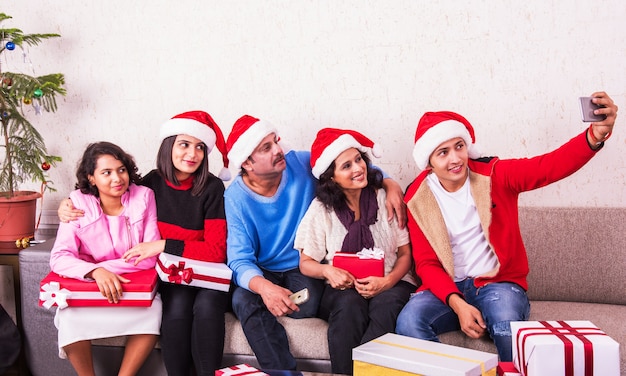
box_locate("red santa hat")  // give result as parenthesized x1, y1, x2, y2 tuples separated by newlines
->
(160, 110, 231, 180)
(310, 128, 382, 179)
(412, 111, 481, 170)
(226, 115, 279, 170)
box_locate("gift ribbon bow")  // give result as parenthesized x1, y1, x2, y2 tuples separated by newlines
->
(356, 247, 384, 260)
(163, 260, 194, 284)
(40, 282, 71, 309)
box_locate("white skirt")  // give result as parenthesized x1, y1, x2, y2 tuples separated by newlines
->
(54, 293, 162, 358)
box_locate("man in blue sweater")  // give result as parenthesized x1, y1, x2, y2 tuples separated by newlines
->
(225, 115, 406, 370)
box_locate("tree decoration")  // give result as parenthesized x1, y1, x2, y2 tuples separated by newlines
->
(0, 13, 65, 198)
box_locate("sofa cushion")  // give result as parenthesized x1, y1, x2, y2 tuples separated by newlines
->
(520, 207, 626, 305)
(224, 312, 329, 360)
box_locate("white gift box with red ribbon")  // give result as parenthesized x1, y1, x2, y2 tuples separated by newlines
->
(511, 320, 619, 376)
(156, 252, 232, 292)
(215, 363, 268, 375)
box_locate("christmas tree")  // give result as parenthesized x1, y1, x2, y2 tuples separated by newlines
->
(0, 12, 65, 198)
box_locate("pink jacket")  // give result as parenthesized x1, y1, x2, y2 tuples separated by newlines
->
(50, 184, 161, 280)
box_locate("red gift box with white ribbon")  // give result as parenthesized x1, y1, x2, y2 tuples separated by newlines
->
(332, 247, 384, 279)
(511, 320, 619, 376)
(39, 268, 158, 309)
(156, 252, 232, 292)
(215, 363, 268, 376)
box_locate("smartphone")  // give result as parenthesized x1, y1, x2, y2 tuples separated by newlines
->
(579, 97, 606, 122)
(289, 288, 309, 305)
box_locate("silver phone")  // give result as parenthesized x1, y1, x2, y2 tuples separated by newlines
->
(289, 288, 309, 305)
(579, 97, 606, 122)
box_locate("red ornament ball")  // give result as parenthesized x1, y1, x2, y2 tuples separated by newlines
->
(42, 162, 51, 171)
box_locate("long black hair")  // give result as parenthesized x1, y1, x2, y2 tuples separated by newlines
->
(75, 141, 141, 197)
(156, 135, 211, 196)
(315, 151, 383, 211)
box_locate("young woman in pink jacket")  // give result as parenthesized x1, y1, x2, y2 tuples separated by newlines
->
(50, 141, 161, 376)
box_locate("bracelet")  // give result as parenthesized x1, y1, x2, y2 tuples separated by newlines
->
(588, 124, 612, 145)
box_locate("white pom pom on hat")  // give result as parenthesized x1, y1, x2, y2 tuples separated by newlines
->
(412, 111, 482, 171)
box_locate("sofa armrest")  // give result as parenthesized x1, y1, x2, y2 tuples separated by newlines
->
(19, 240, 76, 376)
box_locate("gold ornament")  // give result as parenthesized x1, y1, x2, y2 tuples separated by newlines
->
(15, 237, 31, 249)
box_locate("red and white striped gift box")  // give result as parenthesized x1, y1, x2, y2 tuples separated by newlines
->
(39, 268, 158, 309)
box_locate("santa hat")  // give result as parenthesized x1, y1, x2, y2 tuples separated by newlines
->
(310, 128, 382, 179)
(412, 111, 481, 170)
(226, 115, 279, 170)
(160, 111, 231, 181)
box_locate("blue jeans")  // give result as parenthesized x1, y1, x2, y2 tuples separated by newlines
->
(231, 268, 324, 370)
(395, 280, 530, 361)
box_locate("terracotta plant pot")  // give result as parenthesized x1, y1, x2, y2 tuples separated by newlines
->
(0, 191, 42, 244)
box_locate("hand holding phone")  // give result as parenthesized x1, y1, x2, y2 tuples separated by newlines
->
(289, 288, 309, 305)
(579, 97, 606, 122)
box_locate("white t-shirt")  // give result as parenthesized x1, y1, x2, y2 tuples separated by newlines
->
(426, 172, 498, 281)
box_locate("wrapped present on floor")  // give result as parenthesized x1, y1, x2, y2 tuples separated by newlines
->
(353, 333, 498, 376)
(497, 362, 521, 376)
(39, 268, 158, 309)
(333, 247, 384, 279)
(511, 320, 620, 376)
(156, 252, 232, 292)
(216, 363, 268, 376)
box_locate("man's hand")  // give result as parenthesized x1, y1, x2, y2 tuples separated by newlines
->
(123, 240, 166, 265)
(588, 91, 618, 146)
(58, 198, 84, 223)
(250, 276, 299, 317)
(448, 294, 487, 339)
(382, 178, 407, 229)
(86, 267, 130, 304)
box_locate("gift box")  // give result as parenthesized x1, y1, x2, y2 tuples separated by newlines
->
(156, 252, 232, 292)
(353, 333, 498, 376)
(332, 248, 384, 279)
(216, 363, 268, 376)
(497, 362, 521, 376)
(39, 268, 158, 309)
(511, 320, 620, 376)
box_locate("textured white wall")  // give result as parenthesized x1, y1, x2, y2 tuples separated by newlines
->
(3, 1, 626, 209)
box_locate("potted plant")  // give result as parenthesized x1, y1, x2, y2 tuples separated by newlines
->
(0, 12, 65, 249)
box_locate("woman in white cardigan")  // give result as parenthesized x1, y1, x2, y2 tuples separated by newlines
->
(294, 128, 417, 375)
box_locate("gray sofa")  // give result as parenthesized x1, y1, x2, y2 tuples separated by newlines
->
(19, 207, 626, 375)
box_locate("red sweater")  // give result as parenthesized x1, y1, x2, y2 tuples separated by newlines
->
(140, 170, 227, 263)
(404, 131, 599, 304)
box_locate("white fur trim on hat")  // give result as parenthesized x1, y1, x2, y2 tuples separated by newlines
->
(160, 117, 217, 152)
(412, 120, 477, 170)
(311, 134, 373, 179)
(227, 119, 277, 169)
